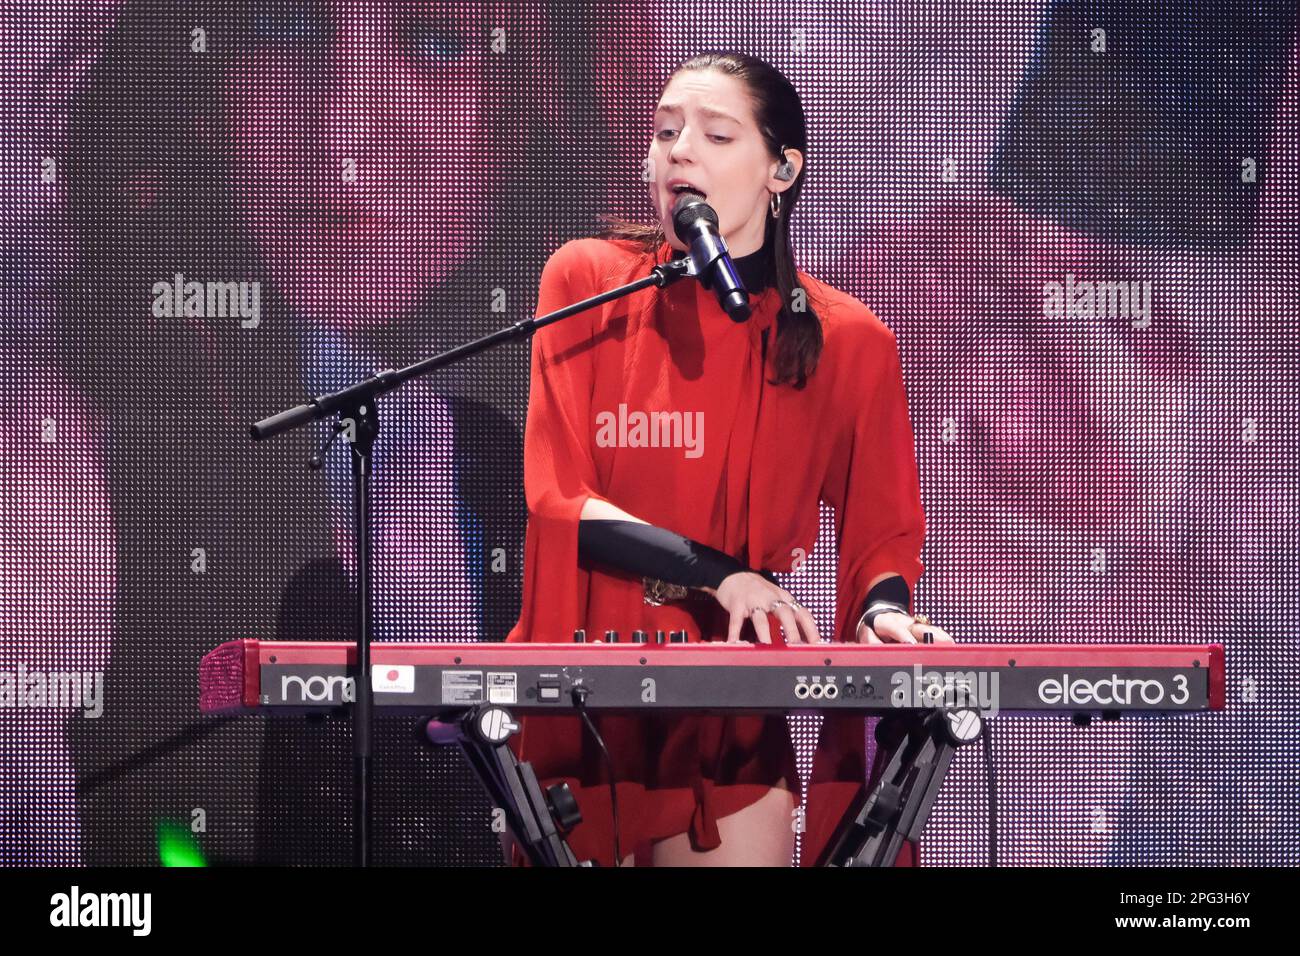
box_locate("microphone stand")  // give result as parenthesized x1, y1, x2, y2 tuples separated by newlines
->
(249, 253, 697, 867)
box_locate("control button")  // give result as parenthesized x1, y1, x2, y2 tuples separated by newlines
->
(537, 683, 562, 702)
(670, 630, 688, 643)
(655, 630, 666, 645)
(632, 630, 648, 644)
(605, 630, 620, 643)
(572, 629, 586, 643)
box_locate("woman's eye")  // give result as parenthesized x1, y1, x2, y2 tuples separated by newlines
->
(655, 130, 731, 143)
(251, 2, 331, 45)
(399, 18, 467, 62)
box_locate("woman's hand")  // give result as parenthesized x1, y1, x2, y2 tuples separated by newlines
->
(857, 611, 955, 644)
(704, 572, 822, 644)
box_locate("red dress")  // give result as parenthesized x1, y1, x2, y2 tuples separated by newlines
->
(506, 237, 926, 867)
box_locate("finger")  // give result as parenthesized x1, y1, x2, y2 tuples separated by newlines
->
(877, 619, 916, 644)
(908, 621, 939, 643)
(750, 608, 772, 644)
(856, 621, 883, 644)
(911, 623, 956, 645)
(726, 608, 744, 644)
(772, 604, 802, 644)
(793, 604, 822, 643)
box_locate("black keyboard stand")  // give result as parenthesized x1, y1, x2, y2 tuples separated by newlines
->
(427, 704, 981, 868)
(816, 708, 984, 867)
(424, 705, 588, 867)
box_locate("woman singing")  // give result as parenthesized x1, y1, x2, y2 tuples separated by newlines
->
(505, 51, 955, 867)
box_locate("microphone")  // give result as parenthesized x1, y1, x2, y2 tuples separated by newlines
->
(671, 192, 752, 322)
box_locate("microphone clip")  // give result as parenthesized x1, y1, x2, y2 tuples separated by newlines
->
(650, 256, 698, 288)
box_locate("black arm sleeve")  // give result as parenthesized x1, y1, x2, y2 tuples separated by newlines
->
(859, 574, 912, 619)
(577, 519, 751, 590)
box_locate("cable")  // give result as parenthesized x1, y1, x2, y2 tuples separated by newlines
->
(983, 717, 997, 866)
(571, 686, 622, 867)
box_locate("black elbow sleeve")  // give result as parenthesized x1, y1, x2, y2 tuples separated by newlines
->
(577, 519, 748, 590)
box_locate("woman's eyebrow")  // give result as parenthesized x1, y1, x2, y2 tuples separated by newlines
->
(655, 103, 742, 125)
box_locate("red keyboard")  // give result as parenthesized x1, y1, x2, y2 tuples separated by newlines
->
(199, 639, 1225, 716)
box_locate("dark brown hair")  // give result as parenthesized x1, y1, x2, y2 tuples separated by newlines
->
(598, 51, 823, 388)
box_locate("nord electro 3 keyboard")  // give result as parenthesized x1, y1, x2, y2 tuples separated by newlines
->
(199, 639, 1225, 716)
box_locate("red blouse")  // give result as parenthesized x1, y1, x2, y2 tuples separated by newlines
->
(505, 237, 926, 867)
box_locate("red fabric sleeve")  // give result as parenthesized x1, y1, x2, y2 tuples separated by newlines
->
(822, 321, 926, 643)
(508, 241, 608, 642)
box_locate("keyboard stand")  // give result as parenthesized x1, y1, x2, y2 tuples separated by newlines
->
(428, 703, 981, 868)
(425, 705, 587, 867)
(816, 708, 984, 867)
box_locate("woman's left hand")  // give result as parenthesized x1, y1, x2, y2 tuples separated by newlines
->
(857, 611, 955, 644)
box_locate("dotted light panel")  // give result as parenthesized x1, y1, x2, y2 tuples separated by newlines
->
(2, 0, 1296, 867)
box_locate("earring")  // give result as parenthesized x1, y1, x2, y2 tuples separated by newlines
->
(769, 191, 782, 219)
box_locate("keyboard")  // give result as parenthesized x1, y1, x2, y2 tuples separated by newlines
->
(199, 639, 1225, 717)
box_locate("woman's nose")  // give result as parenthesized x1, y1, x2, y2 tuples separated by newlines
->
(322, 18, 385, 163)
(668, 127, 699, 165)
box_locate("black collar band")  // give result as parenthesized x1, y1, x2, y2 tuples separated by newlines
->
(671, 245, 772, 293)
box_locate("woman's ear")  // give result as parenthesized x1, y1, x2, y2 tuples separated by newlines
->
(771, 148, 804, 189)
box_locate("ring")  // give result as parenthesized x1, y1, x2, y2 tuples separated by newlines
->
(914, 613, 930, 625)
(769, 600, 788, 611)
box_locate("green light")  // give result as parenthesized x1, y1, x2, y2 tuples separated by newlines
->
(156, 819, 207, 867)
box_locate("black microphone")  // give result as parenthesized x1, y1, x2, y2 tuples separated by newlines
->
(671, 192, 752, 322)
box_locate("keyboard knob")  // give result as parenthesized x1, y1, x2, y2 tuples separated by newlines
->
(670, 630, 688, 643)
(632, 630, 648, 644)
(655, 630, 666, 645)
(605, 630, 619, 644)
(573, 629, 586, 643)
(546, 783, 582, 831)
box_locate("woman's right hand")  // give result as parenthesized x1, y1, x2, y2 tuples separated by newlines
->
(704, 572, 822, 644)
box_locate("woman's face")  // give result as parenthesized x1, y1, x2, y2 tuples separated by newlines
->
(648, 68, 800, 258)
(225, 0, 498, 329)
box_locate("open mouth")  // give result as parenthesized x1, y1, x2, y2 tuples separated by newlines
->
(669, 184, 707, 200)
